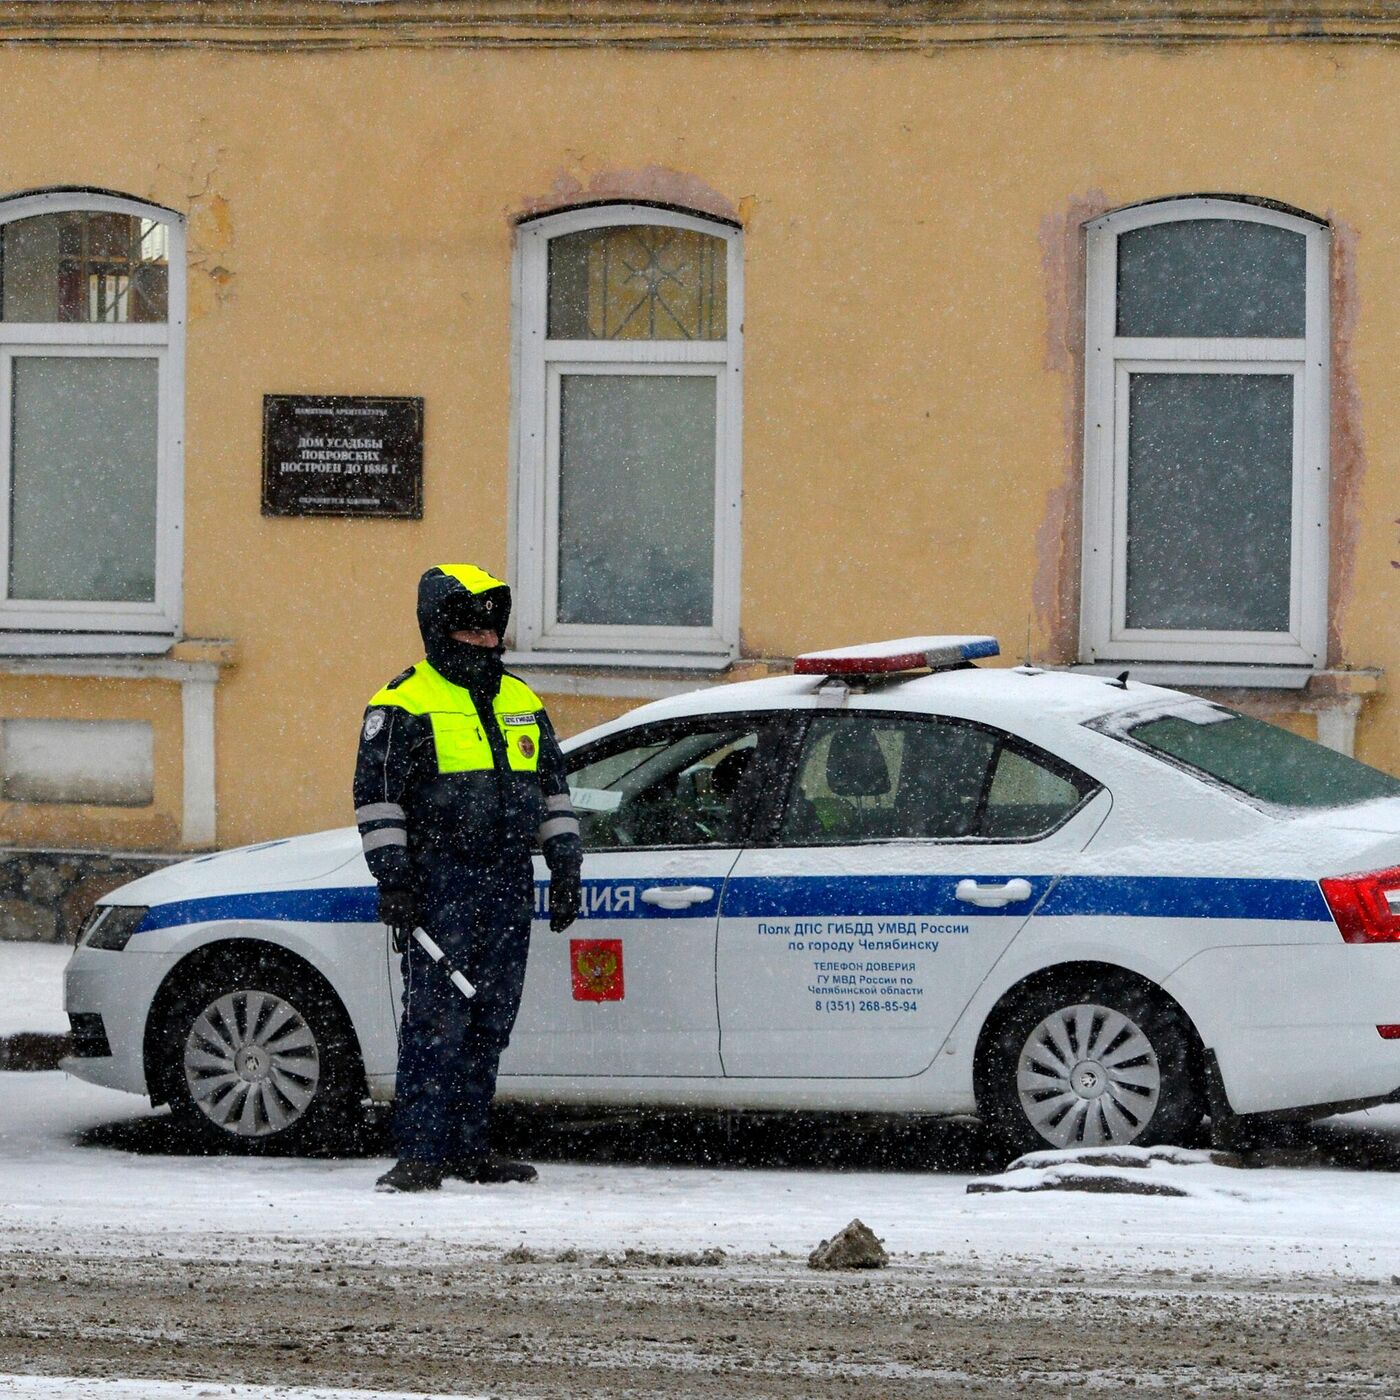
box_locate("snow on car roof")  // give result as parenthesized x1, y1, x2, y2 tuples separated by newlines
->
(563, 665, 1184, 749)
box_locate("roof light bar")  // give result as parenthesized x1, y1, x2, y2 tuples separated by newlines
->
(793, 636, 1000, 676)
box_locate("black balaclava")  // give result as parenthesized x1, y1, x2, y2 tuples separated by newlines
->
(416, 565, 511, 695)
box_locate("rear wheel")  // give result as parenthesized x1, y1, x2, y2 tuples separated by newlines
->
(162, 955, 359, 1153)
(977, 975, 1201, 1157)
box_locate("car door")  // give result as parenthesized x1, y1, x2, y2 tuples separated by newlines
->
(716, 709, 1108, 1079)
(503, 712, 789, 1078)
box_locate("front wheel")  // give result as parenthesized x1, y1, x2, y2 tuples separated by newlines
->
(162, 958, 359, 1153)
(976, 976, 1201, 1156)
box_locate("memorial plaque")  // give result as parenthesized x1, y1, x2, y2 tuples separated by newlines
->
(262, 395, 423, 518)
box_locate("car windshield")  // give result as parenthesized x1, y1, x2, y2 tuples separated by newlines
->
(1113, 701, 1400, 810)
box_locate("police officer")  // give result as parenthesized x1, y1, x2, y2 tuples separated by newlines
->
(354, 564, 582, 1193)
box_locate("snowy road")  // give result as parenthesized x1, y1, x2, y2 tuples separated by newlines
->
(1, 1073, 1399, 1396)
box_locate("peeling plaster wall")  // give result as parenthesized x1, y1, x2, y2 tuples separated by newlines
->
(1035, 189, 1109, 665)
(1326, 217, 1365, 669)
(0, 41, 1397, 848)
(513, 163, 741, 227)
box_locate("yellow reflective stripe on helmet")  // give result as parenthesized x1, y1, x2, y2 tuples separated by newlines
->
(436, 563, 506, 595)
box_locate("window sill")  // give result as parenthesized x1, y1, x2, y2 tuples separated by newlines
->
(506, 648, 735, 671)
(1069, 663, 1385, 756)
(0, 632, 178, 658)
(505, 651, 773, 702)
(0, 638, 235, 683)
(1070, 662, 1319, 690)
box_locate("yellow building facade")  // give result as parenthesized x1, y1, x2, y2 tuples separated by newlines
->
(0, 2, 1396, 866)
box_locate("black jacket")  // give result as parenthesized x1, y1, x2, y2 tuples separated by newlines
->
(352, 676, 579, 888)
(352, 566, 581, 891)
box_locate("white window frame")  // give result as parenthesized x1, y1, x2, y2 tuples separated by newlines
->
(0, 190, 185, 653)
(511, 204, 742, 669)
(1079, 197, 1329, 669)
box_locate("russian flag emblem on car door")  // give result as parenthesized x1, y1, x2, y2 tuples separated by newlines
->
(571, 939, 624, 1001)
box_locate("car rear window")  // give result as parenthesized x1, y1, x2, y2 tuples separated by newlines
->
(1111, 701, 1400, 810)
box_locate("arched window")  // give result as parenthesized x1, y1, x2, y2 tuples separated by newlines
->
(0, 190, 184, 650)
(513, 205, 742, 667)
(1080, 197, 1328, 674)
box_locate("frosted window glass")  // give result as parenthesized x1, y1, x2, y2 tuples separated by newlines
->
(9, 356, 159, 602)
(557, 374, 715, 627)
(1124, 372, 1293, 633)
(0, 212, 169, 323)
(1116, 219, 1306, 339)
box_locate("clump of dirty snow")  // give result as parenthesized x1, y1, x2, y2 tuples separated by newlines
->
(591, 1246, 727, 1268)
(1013, 1145, 1243, 1171)
(808, 1218, 888, 1270)
(968, 1144, 1255, 1199)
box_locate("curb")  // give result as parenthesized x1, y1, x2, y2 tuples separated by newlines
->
(0, 1032, 70, 1072)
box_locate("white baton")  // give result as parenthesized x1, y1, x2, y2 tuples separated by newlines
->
(410, 926, 477, 1000)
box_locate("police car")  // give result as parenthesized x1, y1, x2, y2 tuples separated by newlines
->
(63, 637, 1400, 1156)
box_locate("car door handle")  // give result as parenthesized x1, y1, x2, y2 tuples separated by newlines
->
(955, 877, 1033, 908)
(640, 885, 716, 910)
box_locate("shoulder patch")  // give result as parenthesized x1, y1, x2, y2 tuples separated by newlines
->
(363, 709, 387, 741)
(385, 665, 416, 691)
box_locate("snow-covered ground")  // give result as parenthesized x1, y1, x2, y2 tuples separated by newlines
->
(2, 937, 1398, 1283)
(2, 1070, 1399, 1284)
(0, 942, 70, 1037)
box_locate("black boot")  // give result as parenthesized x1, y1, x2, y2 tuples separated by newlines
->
(375, 1159, 444, 1193)
(446, 1152, 538, 1184)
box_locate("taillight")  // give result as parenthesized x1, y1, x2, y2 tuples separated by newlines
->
(1319, 865, 1400, 944)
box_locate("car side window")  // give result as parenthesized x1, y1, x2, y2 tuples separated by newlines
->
(778, 714, 1094, 845)
(981, 745, 1088, 839)
(567, 720, 778, 849)
(780, 715, 999, 844)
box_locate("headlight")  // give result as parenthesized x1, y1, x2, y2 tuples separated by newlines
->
(78, 905, 149, 951)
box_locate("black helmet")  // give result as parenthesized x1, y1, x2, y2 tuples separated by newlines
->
(417, 564, 512, 648)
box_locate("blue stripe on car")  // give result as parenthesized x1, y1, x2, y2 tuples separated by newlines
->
(133, 873, 1332, 932)
(719, 875, 1056, 918)
(136, 886, 379, 933)
(1038, 875, 1331, 922)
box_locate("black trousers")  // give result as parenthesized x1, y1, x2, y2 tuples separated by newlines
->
(393, 852, 533, 1165)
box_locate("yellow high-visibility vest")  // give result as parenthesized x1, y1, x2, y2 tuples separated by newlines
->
(369, 663, 543, 774)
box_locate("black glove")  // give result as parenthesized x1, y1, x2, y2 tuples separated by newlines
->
(378, 887, 417, 952)
(549, 866, 582, 933)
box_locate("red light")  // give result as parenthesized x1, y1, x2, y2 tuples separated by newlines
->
(793, 650, 932, 676)
(1319, 865, 1400, 944)
(1379, 1026, 1400, 1040)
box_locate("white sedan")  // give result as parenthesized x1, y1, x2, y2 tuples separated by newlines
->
(63, 637, 1400, 1155)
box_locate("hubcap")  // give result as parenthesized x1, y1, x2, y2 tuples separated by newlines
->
(1016, 1002, 1160, 1148)
(1071, 1061, 1106, 1098)
(183, 989, 320, 1137)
